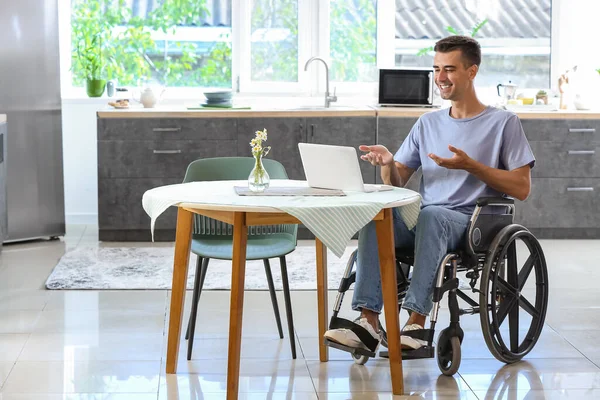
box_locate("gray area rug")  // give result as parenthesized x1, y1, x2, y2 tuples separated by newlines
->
(45, 245, 358, 290)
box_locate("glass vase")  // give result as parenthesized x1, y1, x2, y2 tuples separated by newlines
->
(248, 154, 270, 192)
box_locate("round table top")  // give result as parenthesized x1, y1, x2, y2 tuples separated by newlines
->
(143, 179, 422, 257)
(146, 179, 421, 213)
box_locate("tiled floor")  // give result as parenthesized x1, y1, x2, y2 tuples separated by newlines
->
(0, 224, 599, 399)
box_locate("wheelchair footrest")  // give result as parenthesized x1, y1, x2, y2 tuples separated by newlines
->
(379, 345, 435, 360)
(324, 338, 376, 358)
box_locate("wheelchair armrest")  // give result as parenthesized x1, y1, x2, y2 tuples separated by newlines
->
(476, 196, 514, 207)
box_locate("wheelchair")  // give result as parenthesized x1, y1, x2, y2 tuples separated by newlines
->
(324, 196, 549, 376)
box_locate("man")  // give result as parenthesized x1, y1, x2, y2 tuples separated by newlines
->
(324, 35, 535, 352)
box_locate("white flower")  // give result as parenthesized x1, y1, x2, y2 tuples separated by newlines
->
(258, 129, 267, 141)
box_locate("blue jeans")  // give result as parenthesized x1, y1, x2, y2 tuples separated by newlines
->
(352, 205, 470, 316)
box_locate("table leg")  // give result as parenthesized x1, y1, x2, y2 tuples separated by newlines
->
(166, 207, 193, 374)
(316, 238, 329, 362)
(227, 212, 248, 400)
(375, 208, 404, 395)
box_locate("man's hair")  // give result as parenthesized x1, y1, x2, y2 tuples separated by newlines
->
(434, 35, 481, 67)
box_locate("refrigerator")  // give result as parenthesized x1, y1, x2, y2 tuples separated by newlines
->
(0, 0, 65, 242)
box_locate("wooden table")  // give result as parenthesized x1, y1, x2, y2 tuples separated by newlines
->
(163, 200, 418, 399)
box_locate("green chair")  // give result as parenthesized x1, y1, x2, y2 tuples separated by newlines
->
(182, 157, 298, 360)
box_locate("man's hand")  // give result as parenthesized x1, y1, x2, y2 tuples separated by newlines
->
(359, 144, 394, 166)
(428, 145, 474, 170)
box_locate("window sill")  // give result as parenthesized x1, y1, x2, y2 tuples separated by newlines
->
(61, 88, 379, 108)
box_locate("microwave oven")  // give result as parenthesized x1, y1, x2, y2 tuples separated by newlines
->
(378, 67, 437, 107)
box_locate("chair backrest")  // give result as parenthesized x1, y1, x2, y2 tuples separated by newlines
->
(183, 157, 289, 183)
(182, 157, 297, 239)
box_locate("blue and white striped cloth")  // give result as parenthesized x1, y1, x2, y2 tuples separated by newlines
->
(142, 180, 421, 258)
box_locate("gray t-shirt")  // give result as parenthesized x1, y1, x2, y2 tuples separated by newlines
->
(394, 106, 535, 213)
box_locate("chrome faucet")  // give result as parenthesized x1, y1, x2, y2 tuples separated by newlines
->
(304, 56, 337, 108)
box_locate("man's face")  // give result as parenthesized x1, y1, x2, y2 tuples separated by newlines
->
(433, 50, 477, 101)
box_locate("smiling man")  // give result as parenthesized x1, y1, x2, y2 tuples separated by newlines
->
(324, 35, 536, 352)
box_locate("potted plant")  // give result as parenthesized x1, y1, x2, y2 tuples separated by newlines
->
(73, 31, 106, 97)
(536, 90, 548, 105)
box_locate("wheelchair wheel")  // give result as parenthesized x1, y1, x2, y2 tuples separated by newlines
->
(436, 328, 461, 376)
(352, 353, 369, 365)
(480, 224, 549, 364)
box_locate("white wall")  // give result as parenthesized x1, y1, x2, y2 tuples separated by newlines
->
(61, 100, 102, 225)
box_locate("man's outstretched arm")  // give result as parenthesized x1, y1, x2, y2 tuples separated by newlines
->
(429, 144, 531, 201)
(381, 161, 414, 188)
(359, 145, 415, 187)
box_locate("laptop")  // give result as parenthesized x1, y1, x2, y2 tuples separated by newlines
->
(298, 143, 394, 192)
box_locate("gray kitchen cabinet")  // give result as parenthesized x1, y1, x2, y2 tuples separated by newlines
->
(98, 177, 181, 241)
(517, 118, 600, 238)
(375, 116, 419, 184)
(529, 141, 600, 178)
(98, 139, 237, 178)
(515, 178, 600, 230)
(98, 117, 237, 141)
(307, 117, 377, 184)
(96, 113, 600, 241)
(520, 119, 600, 142)
(236, 117, 306, 180)
(97, 117, 238, 241)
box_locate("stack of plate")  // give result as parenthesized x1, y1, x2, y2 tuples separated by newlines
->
(202, 90, 233, 107)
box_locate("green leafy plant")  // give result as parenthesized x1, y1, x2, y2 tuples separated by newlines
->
(417, 19, 488, 56)
(73, 31, 104, 81)
(70, 0, 230, 87)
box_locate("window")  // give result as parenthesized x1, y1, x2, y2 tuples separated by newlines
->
(329, 0, 378, 83)
(66, 0, 555, 96)
(394, 0, 552, 89)
(250, 0, 298, 82)
(70, 0, 232, 88)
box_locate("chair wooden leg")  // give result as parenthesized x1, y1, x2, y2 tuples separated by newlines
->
(186, 256, 203, 341)
(279, 256, 297, 359)
(187, 258, 209, 360)
(263, 259, 284, 339)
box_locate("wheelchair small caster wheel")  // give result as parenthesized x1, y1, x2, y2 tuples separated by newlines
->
(436, 328, 461, 376)
(352, 353, 369, 365)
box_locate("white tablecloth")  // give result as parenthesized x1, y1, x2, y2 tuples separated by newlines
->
(142, 180, 421, 258)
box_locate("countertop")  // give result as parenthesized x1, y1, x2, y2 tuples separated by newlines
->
(96, 105, 600, 120)
(0, 114, 5, 123)
(96, 105, 377, 118)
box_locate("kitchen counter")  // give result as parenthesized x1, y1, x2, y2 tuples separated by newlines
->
(97, 106, 600, 120)
(96, 105, 377, 118)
